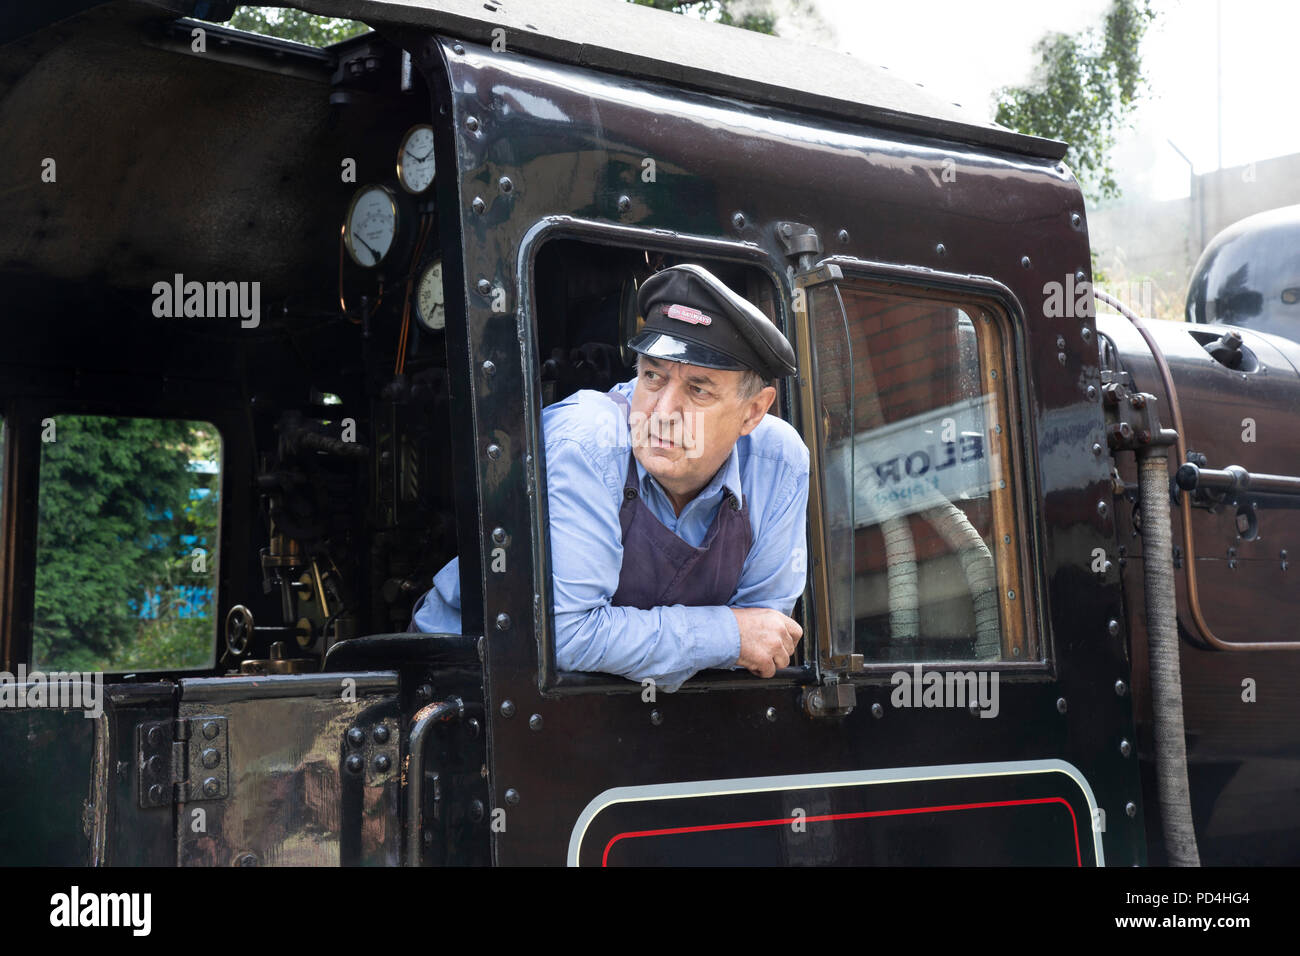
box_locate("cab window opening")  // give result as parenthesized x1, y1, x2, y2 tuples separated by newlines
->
(530, 237, 809, 689)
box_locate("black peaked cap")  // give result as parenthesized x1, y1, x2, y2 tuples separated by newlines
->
(628, 264, 797, 379)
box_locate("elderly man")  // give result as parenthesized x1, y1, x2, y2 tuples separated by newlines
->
(410, 264, 808, 691)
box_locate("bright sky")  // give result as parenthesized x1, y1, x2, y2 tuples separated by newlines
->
(801, 0, 1300, 203)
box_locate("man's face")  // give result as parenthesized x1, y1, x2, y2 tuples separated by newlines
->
(629, 356, 775, 502)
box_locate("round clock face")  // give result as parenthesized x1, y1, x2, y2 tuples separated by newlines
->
(397, 124, 436, 194)
(415, 259, 445, 331)
(344, 184, 398, 268)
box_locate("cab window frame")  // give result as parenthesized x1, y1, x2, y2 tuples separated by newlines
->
(517, 219, 819, 696)
(797, 257, 1047, 678)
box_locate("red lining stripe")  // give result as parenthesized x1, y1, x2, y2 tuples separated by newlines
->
(600, 796, 1082, 866)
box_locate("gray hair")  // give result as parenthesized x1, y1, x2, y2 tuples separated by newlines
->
(737, 369, 773, 401)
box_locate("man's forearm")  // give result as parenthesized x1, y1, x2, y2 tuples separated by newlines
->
(554, 601, 741, 690)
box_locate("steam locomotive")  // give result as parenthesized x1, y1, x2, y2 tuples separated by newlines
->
(0, 0, 1295, 867)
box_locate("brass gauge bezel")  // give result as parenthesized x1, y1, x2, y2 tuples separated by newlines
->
(396, 123, 436, 194)
(343, 184, 400, 268)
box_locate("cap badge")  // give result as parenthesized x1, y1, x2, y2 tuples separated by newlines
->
(664, 303, 712, 326)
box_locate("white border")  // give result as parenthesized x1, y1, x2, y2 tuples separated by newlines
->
(566, 758, 1104, 866)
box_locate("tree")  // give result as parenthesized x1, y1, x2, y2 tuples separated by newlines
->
(632, 0, 777, 35)
(34, 417, 220, 672)
(218, 1, 778, 47)
(228, 7, 368, 46)
(994, 0, 1155, 203)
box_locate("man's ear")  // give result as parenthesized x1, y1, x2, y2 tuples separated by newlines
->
(737, 385, 777, 436)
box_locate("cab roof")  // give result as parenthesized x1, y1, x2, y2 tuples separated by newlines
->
(294, 0, 1067, 160)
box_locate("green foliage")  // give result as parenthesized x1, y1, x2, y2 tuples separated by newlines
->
(994, 0, 1155, 203)
(631, 0, 777, 35)
(228, 7, 369, 46)
(34, 417, 220, 672)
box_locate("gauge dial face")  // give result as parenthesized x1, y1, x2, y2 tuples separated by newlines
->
(344, 185, 398, 268)
(397, 124, 436, 194)
(415, 259, 445, 331)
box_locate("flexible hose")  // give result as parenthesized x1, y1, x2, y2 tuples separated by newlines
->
(1139, 452, 1201, 865)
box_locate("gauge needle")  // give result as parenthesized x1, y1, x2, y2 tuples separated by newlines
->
(354, 234, 380, 263)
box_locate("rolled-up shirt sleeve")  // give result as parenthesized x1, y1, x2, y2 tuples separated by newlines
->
(548, 436, 741, 692)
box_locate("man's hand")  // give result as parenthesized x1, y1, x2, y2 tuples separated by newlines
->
(731, 606, 803, 677)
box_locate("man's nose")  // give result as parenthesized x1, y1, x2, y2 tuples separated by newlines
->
(651, 375, 687, 415)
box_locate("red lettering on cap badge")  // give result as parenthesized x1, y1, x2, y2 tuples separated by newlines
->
(666, 303, 712, 326)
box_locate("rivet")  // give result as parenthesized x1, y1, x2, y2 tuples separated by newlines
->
(148, 755, 164, 775)
(481, 359, 496, 375)
(202, 776, 221, 797)
(1071, 212, 1082, 228)
(486, 443, 501, 460)
(495, 612, 510, 630)
(1125, 802, 1137, 818)
(871, 702, 884, 719)
(373, 753, 391, 772)
(1086, 385, 1098, 401)
(1007, 589, 1016, 600)
(1021, 256, 1031, 269)
(780, 222, 793, 237)
(202, 721, 220, 740)
(146, 725, 162, 747)
(1057, 352, 1067, 366)
(148, 784, 163, 803)
(1003, 535, 1011, 544)
(1108, 619, 1120, 636)
(1119, 738, 1132, 758)
(1076, 270, 1087, 284)
(492, 527, 507, 544)
(623, 487, 637, 501)
(471, 196, 485, 214)
(1056, 334, 1066, 349)
(504, 788, 521, 806)
(468, 800, 485, 822)
(466, 717, 481, 738)
(347, 726, 365, 748)
(1081, 326, 1092, 342)
(838, 229, 850, 244)
(1092, 442, 1103, 456)
(1056, 697, 1067, 714)
(650, 709, 663, 726)
(529, 713, 543, 731)
(346, 754, 364, 774)
(1098, 500, 1109, 518)
(500, 699, 516, 718)
(935, 242, 946, 256)
(452, 43, 464, 54)
(373, 724, 390, 744)
(465, 115, 479, 132)
(476, 278, 492, 295)
(236, 853, 258, 867)
(1115, 680, 1128, 696)
(201, 747, 220, 769)
(732, 212, 746, 229)
(617, 194, 630, 212)
(498, 175, 513, 193)
(764, 706, 777, 723)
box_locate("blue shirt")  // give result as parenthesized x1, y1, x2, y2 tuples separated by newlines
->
(411, 376, 810, 691)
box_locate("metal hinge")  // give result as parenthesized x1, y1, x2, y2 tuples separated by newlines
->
(136, 716, 229, 809)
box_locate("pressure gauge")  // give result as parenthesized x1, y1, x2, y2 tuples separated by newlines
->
(396, 124, 436, 194)
(415, 259, 445, 331)
(344, 184, 399, 268)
